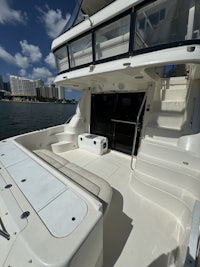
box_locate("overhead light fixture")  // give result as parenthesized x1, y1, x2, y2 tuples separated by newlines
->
(123, 62, 131, 66)
(135, 76, 144, 79)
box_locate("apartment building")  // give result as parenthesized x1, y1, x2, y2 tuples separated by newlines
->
(10, 76, 36, 97)
(9, 75, 65, 100)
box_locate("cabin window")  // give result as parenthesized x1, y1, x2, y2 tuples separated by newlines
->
(69, 33, 92, 67)
(54, 46, 69, 73)
(134, 0, 191, 50)
(53, 0, 200, 75)
(95, 14, 130, 60)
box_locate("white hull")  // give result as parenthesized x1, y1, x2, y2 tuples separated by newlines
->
(1, 0, 200, 266)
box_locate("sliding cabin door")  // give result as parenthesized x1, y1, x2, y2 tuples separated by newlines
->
(91, 92, 145, 155)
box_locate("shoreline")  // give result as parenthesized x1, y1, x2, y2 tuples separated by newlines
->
(0, 99, 77, 104)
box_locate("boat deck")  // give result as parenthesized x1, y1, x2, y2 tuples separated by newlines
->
(0, 134, 185, 266)
(59, 148, 131, 189)
(57, 148, 181, 267)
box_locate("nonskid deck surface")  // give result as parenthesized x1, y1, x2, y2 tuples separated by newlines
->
(0, 139, 183, 266)
(57, 148, 181, 267)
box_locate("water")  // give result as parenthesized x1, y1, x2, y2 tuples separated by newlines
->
(0, 101, 77, 140)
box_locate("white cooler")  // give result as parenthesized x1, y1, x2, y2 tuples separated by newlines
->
(78, 133, 108, 155)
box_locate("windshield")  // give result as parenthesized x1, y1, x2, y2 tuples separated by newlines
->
(59, 0, 116, 35)
(60, 0, 84, 34)
(81, 0, 115, 16)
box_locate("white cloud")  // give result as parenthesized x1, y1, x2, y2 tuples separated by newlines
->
(20, 40, 42, 62)
(19, 69, 26, 77)
(30, 67, 52, 80)
(37, 5, 70, 39)
(45, 52, 56, 69)
(0, 45, 29, 69)
(0, 45, 15, 64)
(0, 40, 42, 69)
(14, 53, 29, 68)
(47, 77, 56, 85)
(0, 0, 27, 25)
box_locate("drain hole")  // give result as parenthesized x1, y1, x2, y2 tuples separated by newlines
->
(21, 211, 30, 219)
(5, 184, 12, 189)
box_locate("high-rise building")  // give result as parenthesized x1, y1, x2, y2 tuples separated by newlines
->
(37, 85, 58, 99)
(10, 75, 36, 96)
(9, 75, 61, 101)
(58, 86, 65, 100)
(3, 82, 11, 91)
(50, 84, 58, 99)
(35, 79, 44, 88)
(0, 75, 4, 90)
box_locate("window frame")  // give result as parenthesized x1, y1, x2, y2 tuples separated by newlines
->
(53, 0, 200, 75)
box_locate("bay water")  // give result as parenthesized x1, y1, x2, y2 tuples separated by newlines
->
(0, 101, 77, 140)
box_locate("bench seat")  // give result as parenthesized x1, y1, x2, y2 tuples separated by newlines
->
(33, 149, 112, 212)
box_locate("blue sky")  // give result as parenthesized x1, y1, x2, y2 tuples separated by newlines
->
(0, 0, 81, 99)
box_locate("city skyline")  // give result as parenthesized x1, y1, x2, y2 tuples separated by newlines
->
(0, 74, 69, 102)
(0, 0, 81, 100)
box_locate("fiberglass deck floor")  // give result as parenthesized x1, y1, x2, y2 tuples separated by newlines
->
(57, 148, 181, 267)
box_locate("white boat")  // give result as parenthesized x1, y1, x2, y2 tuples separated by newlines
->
(1, 0, 200, 266)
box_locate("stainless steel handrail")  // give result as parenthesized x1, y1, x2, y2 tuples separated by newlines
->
(184, 200, 200, 267)
(131, 92, 147, 170)
(111, 119, 138, 125)
(65, 115, 73, 124)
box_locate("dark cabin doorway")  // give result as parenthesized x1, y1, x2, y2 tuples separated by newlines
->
(91, 92, 145, 155)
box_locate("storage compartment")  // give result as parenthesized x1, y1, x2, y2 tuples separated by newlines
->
(78, 133, 108, 155)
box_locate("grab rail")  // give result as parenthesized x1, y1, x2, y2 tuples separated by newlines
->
(131, 92, 147, 170)
(65, 115, 73, 124)
(184, 200, 200, 267)
(111, 119, 138, 125)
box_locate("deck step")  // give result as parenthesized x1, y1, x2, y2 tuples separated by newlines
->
(139, 139, 200, 172)
(55, 132, 77, 142)
(161, 100, 186, 112)
(131, 172, 191, 222)
(167, 76, 187, 85)
(151, 111, 184, 130)
(162, 76, 188, 87)
(135, 156, 200, 208)
(51, 141, 76, 153)
(145, 126, 182, 144)
(162, 88, 188, 101)
(134, 168, 195, 211)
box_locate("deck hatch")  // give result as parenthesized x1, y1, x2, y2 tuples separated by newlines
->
(0, 142, 88, 237)
(7, 157, 67, 212)
(38, 189, 87, 237)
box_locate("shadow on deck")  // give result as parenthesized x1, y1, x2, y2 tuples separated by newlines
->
(103, 188, 133, 267)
